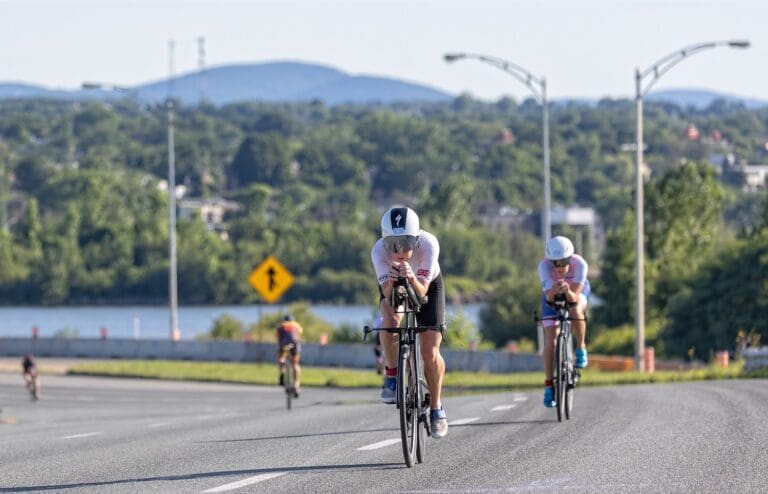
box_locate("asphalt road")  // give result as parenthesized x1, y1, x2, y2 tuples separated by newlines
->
(1, 373, 766, 493)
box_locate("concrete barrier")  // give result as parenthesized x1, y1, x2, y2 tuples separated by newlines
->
(0, 337, 543, 373)
(744, 347, 768, 370)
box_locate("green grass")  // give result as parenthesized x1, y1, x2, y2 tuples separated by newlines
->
(68, 359, 767, 391)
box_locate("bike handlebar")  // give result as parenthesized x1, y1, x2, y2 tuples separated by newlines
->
(362, 324, 446, 342)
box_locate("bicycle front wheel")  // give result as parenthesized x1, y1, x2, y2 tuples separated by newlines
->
(555, 334, 566, 422)
(398, 344, 417, 467)
(564, 332, 574, 420)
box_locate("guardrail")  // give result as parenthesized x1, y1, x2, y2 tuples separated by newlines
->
(0, 337, 543, 373)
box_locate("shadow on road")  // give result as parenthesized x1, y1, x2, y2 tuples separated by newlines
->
(0, 462, 405, 492)
(196, 426, 400, 443)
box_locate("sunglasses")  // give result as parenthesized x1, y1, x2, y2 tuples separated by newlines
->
(552, 258, 571, 268)
(384, 235, 418, 253)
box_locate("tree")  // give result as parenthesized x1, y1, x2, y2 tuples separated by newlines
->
(479, 267, 541, 348)
(663, 232, 768, 359)
(229, 133, 293, 188)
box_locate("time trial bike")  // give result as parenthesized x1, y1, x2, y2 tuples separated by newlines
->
(536, 294, 584, 422)
(364, 277, 444, 467)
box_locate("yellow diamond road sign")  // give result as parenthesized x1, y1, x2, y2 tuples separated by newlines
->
(248, 256, 294, 304)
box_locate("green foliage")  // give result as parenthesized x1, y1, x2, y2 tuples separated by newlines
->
(663, 232, 768, 359)
(247, 302, 334, 344)
(0, 96, 766, 316)
(332, 323, 364, 343)
(443, 310, 479, 349)
(208, 314, 245, 340)
(479, 268, 541, 348)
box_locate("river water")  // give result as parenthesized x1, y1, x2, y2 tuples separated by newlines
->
(0, 304, 483, 340)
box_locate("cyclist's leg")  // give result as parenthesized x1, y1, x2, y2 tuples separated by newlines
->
(540, 295, 560, 381)
(417, 274, 448, 437)
(569, 294, 588, 350)
(277, 348, 287, 385)
(541, 295, 559, 407)
(379, 298, 403, 370)
(291, 346, 301, 392)
(570, 294, 589, 368)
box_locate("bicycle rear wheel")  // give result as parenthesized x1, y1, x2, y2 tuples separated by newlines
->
(398, 343, 417, 467)
(285, 364, 294, 410)
(414, 339, 427, 464)
(555, 334, 566, 422)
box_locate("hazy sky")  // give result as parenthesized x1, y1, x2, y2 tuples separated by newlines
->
(2, 0, 766, 101)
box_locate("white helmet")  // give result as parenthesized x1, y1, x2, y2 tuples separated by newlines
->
(381, 206, 419, 238)
(381, 207, 420, 253)
(545, 236, 574, 261)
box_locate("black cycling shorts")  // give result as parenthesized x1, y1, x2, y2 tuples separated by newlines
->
(378, 273, 445, 328)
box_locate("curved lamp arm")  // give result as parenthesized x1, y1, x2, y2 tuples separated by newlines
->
(638, 40, 750, 97)
(444, 52, 545, 103)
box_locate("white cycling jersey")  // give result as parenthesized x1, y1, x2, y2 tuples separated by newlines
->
(538, 253, 589, 294)
(371, 230, 441, 286)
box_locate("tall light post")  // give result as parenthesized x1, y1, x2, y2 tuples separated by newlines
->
(444, 52, 551, 240)
(81, 43, 180, 341)
(633, 39, 749, 371)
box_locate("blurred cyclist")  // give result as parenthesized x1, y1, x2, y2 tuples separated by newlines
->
(277, 314, 303, 398)
(22, 354, 41, 401)
(538, 236, 590, 408)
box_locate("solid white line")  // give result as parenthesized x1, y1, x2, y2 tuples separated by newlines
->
(202, 472, 287, 492)
(61, 432, 102, 439)
(491, 404, 517, 412)
(357, 438, 401, 451)
(448, 417, 480, 425)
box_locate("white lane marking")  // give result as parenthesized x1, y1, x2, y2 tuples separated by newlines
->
(202, 472, 287, 492)
(357, 438, 401, 451)
(61, 432, 102, 440)
(448, 417, 480, 426)
(75, 396, 96, 401)
(147, 423, 169, 428)
(513, 395, 528, 402)
(491, 404, 517, 412)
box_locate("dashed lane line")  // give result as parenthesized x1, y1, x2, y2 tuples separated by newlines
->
(60, 432, 102, 439)
(201, 472, 288, 492)
(491, 404, 518, 412)
(448, 417, 481, 426)
(357, 438, 401, 451)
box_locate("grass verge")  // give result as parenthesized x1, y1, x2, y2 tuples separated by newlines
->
(68, 359, 767, 391)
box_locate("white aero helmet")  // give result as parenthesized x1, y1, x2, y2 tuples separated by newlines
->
(381, 206, 420, 253)
(545, 235, 574, 261)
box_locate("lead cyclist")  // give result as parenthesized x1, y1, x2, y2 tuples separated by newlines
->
(370, 206, 448, 439)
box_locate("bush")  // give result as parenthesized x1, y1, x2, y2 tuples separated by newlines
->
(208, 314, 244, 340)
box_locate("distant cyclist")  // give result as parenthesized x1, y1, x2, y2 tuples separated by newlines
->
(538, 236, 590, 408)
(370, 206, 448, 439)
(22, 354, 41, 400)
(277, 314, 303, 398)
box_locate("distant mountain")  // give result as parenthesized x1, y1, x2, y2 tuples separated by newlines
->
(0, 61, 452, 106)
(1, 63, 766, 108)
(647, 88, 767, 109)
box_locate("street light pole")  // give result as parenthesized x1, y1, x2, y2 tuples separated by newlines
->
(633, 39, 749, 371)
(444, 52, 551, 240)
(167, 39, 179, 341)
(81, 41, 180, 341)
